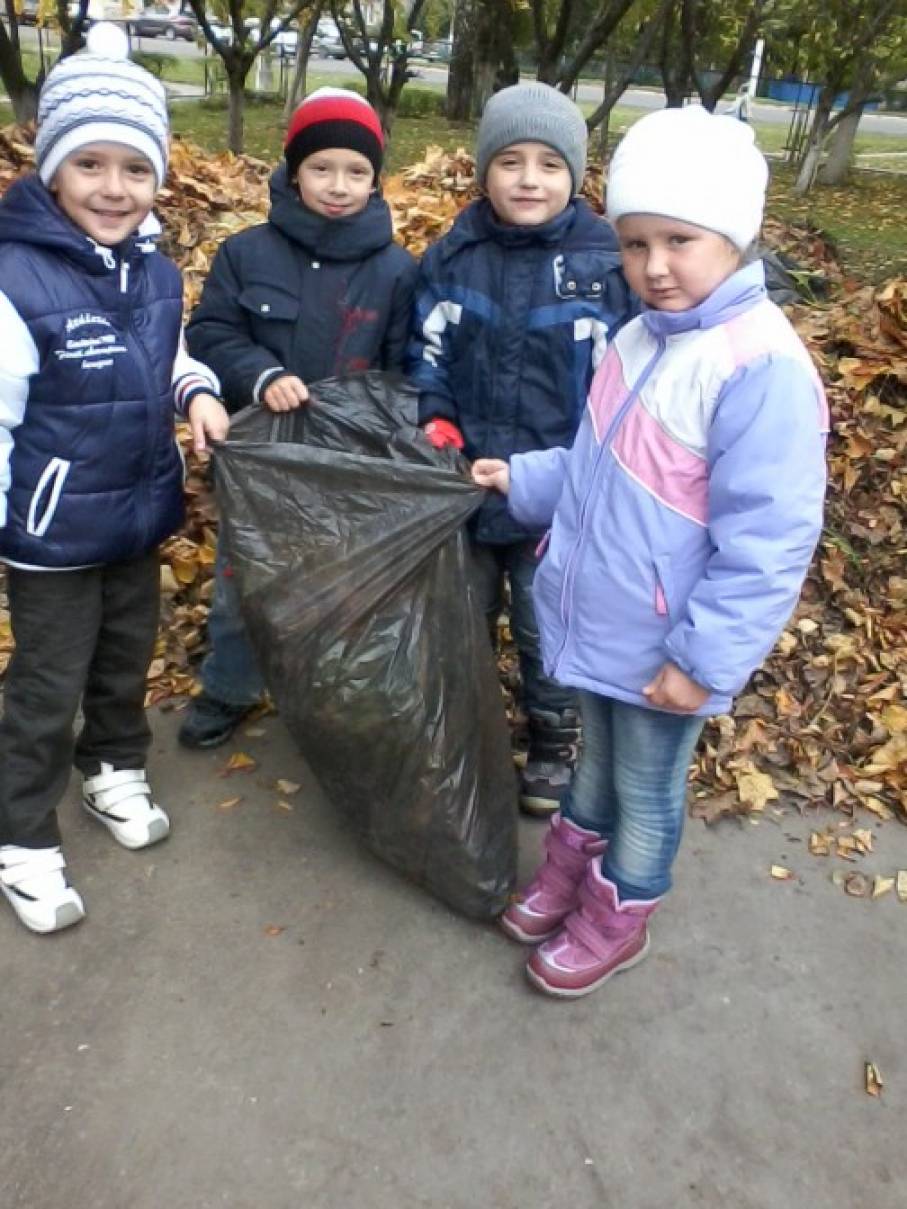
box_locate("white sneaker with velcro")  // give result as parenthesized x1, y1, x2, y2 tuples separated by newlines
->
(82, 763, 170, 850)
(0, 844, 85, 933)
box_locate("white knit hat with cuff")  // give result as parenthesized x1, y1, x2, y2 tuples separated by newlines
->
(606, 105, 769, 250)
(36, 23, 169, 189)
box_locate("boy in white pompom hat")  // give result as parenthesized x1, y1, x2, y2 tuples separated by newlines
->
(0, 24, 229, 934)
(473, 106, 828, 997)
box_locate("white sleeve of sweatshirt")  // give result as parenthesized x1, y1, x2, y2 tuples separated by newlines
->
(0, 290, 39, 529)
(172, 328, 221, 415)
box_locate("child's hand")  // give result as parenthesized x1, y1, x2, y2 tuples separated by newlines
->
(642, 662, 710, 713)
(263, 374, 309, 412)
(471, 458, 510, 494)
(187, 393, 230, 454)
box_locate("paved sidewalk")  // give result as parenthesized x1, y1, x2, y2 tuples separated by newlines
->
(3, 707, 905, 1209)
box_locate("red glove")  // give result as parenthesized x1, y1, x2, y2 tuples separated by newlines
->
(423, 418, 465, 451)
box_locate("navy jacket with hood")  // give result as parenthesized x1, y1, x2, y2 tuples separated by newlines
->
(0, 174, 201, 570)
(186, 166, 418, 413)
(406, 197, 636, 544)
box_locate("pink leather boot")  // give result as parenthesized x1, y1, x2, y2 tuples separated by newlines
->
(500, 812, 606, 944)
(526, 857, 659, 997)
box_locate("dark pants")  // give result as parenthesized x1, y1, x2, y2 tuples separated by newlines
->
(470, 539, 575, 719)
(0, 552, 160, 849)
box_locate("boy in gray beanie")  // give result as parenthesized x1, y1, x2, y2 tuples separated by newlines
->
(407, 82, 636, 817)
(0, 24, 228, 934)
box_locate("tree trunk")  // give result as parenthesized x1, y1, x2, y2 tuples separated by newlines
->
(794, 94, 833, 194)
(284, 8, 321, 118)
(818, 104, 862, 186)
(446, 0, 477, 120)
(227, 70, 246, 154)
(0, 18, 38, 123)
(659, 4, 690, 108)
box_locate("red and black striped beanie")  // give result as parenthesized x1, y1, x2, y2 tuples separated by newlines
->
(284, 87, 384, 181)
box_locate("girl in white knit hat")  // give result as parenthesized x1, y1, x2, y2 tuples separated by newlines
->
(473, 106, 828, 997)
(0, 25, 229, 934)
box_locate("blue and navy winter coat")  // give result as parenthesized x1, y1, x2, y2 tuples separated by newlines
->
(186, 165, 418, 412)
(406, 197, 635, 544)
(0, 174, 195, 569)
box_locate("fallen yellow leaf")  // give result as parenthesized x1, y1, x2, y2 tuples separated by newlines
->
(865, 1061, 883, 1097)
(214, 796, 242, 812)
(770, 864, 794, 880)
(809, 831, 831, 856)
(222, 751, 257, 775)
(275, 779, 301, 796)
(897, 871, 907, 902)
(736, 768, 779, 811)
(872, 875, 895, 899)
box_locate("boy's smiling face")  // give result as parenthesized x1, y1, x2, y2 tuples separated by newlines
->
(50, 142, 156, 246)
(295, 148, 375, 218)
(484, 141, 573, 227)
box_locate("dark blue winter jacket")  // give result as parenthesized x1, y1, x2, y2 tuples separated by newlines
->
(186, 166, 418, 413)
(0, 174, 190, 569)
(406, 197, 635, 543)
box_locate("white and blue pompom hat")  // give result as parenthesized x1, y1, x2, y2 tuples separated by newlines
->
(606, 105, 769, 250)
(36, 22, 170, 189)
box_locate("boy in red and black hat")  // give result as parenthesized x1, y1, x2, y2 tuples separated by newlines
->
(180, 88, 417, 749)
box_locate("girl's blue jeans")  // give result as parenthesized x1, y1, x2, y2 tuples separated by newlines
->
(561, 690, 705, 901)
(201, 537, 266, 707)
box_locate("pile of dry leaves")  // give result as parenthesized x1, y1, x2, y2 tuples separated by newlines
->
(0, 132, 903, 828)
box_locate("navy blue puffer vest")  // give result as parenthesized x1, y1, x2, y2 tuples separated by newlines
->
(0, 175, 184, 568)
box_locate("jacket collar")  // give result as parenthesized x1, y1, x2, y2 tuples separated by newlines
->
(641, 260, 766, 337)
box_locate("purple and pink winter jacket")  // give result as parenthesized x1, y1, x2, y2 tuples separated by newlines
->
(507, 261, 828, 717)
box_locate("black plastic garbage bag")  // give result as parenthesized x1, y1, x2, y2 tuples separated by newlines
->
(214, 372, 518, 919)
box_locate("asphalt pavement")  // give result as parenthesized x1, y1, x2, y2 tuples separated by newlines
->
(3, 705, 906, 1209)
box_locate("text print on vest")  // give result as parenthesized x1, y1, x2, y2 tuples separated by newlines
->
(55, 313, 128, 371)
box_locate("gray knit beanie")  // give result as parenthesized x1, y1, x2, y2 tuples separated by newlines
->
(36, 22, 169, 188)
(475, 83, 588, 194)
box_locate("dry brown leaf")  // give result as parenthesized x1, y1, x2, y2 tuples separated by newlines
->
(214, 796, 242, 812)
(844, 872, 870, 897)
(263, 925, 285, 937)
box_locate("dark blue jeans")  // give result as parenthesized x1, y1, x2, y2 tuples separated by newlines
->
(562, 691, 705, 900)
(470, 539, 575, 719)
(201, 536, 266, 707)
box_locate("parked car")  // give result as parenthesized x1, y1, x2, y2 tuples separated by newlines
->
(313, 34, 347, 59)
(17, 0, 40, 26)
(129, 5, 198, 42)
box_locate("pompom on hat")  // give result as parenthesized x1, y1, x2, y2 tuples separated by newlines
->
(606, 105, 769, 250)
(36, 22, 169, 188)
(284, 87, 384, 181)
(475, 82, 588, 193)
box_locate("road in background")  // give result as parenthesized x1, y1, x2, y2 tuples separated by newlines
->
(8, 23, 907, 138)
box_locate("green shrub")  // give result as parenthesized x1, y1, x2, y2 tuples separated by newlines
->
(339, 80, 444, 119)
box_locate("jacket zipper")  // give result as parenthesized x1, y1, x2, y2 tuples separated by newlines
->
(554, 334, 668, 672)
(121, 254, 159, 550)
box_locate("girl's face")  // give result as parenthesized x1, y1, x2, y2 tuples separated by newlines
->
(484, 142, 573, 227)
(616, 214, 741, 311)
(50, 143, 156, 246)
(295, 148, 374, 218)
